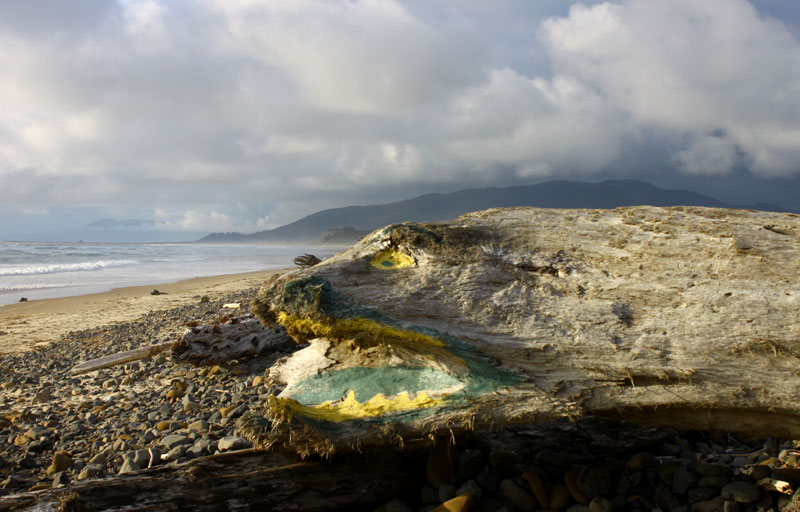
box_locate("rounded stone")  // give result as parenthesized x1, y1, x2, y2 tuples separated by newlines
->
(46, 452, 74, 474)
(217, 436, 252, 452)
(721, 481, 760, 503)
(549, 483, 571, 509)
(499, 479, 536, 512)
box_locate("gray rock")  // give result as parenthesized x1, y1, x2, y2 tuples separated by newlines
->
(88, 453, 108, 467)
(217, 436, 252, 452)
(188, 420, 208, 432)
(148, 447, 162, 468)
(118, 459, 140, 475)
(499, 479, 536, 512)
(160, 434, 191, 450)
(51, 471, 69, 488)
(721, 481, 760, 504)
(127, 449, 150, 468)
(163, 445, 188, 462)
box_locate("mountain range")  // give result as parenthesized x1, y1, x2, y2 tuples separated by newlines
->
(199, 179, 790, 244)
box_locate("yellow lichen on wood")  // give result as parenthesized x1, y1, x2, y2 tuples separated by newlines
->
(370, 249, 415, 270)
(271, 390, 442, 422)
(277, 312, 445, 347)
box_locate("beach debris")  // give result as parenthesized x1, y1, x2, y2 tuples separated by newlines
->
(222, 303, 241, 309)
(171, 315, 293, 365)
(150, 289, 165, 295)
(293, 253, 322, 268)
(19, 297, 28, 302)
(249, 206, 800, 456)
(70, 340, 176, 375)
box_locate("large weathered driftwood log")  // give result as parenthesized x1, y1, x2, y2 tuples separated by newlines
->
(0, 448, 419, 511)
(247, 206, 800, 455)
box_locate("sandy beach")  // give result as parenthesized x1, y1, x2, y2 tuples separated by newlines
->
(0, 269, 288, 355)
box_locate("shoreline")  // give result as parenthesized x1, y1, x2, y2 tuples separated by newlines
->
(0, 269, 289, 355)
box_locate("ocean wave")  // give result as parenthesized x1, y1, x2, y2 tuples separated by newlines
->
(0, 283, 75, 292)
(0, 259, 138, 277)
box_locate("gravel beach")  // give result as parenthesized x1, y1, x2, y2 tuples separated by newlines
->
(1, 271, 800, 511)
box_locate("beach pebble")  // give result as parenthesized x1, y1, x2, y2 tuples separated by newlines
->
(721, 481, 760, 503)
(118, 459, 139, 475)
(46, 452, 74, 474)
(160, 434, 191, 451)
(499, 479, 536, 512)
(51, 472, 69, 488)
(217, 436, 251, 452)
(32, 389, 52, 403)
(88, 453, 107, 467)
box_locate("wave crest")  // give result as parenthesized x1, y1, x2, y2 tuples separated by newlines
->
(0, 259, 138, 277)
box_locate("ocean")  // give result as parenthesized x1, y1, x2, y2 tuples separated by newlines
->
(0, 242, 345, 306)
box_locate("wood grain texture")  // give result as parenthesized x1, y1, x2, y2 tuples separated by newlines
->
(249, 206, 800, 454)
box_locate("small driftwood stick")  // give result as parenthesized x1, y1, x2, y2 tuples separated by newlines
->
(70, 341, 176, 375)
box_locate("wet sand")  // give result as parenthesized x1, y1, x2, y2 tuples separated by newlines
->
(0, 270, 288, 355)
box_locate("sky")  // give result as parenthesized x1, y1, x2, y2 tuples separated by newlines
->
(1, 0, 799, 240)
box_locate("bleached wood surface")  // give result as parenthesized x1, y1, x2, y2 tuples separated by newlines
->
(252, 206, 800, 452)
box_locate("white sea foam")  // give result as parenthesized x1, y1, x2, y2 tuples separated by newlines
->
(0, 259, 138, 277)
(0, 283, 73, 292)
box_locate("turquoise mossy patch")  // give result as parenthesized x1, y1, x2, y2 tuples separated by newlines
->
(284, 366, 464, 405)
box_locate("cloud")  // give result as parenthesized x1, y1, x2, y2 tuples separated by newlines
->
(0, 0, 799, 236)
(211, 0, 484, 115)
(540, 0, 800, 176)
(677, 134, 739, 175)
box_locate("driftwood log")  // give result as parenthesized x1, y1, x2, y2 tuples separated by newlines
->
(246, 206, 800, 455)
(171, 316, 293, 365)
(70, 316, 292, 374)
(0, 448, 420, 512)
